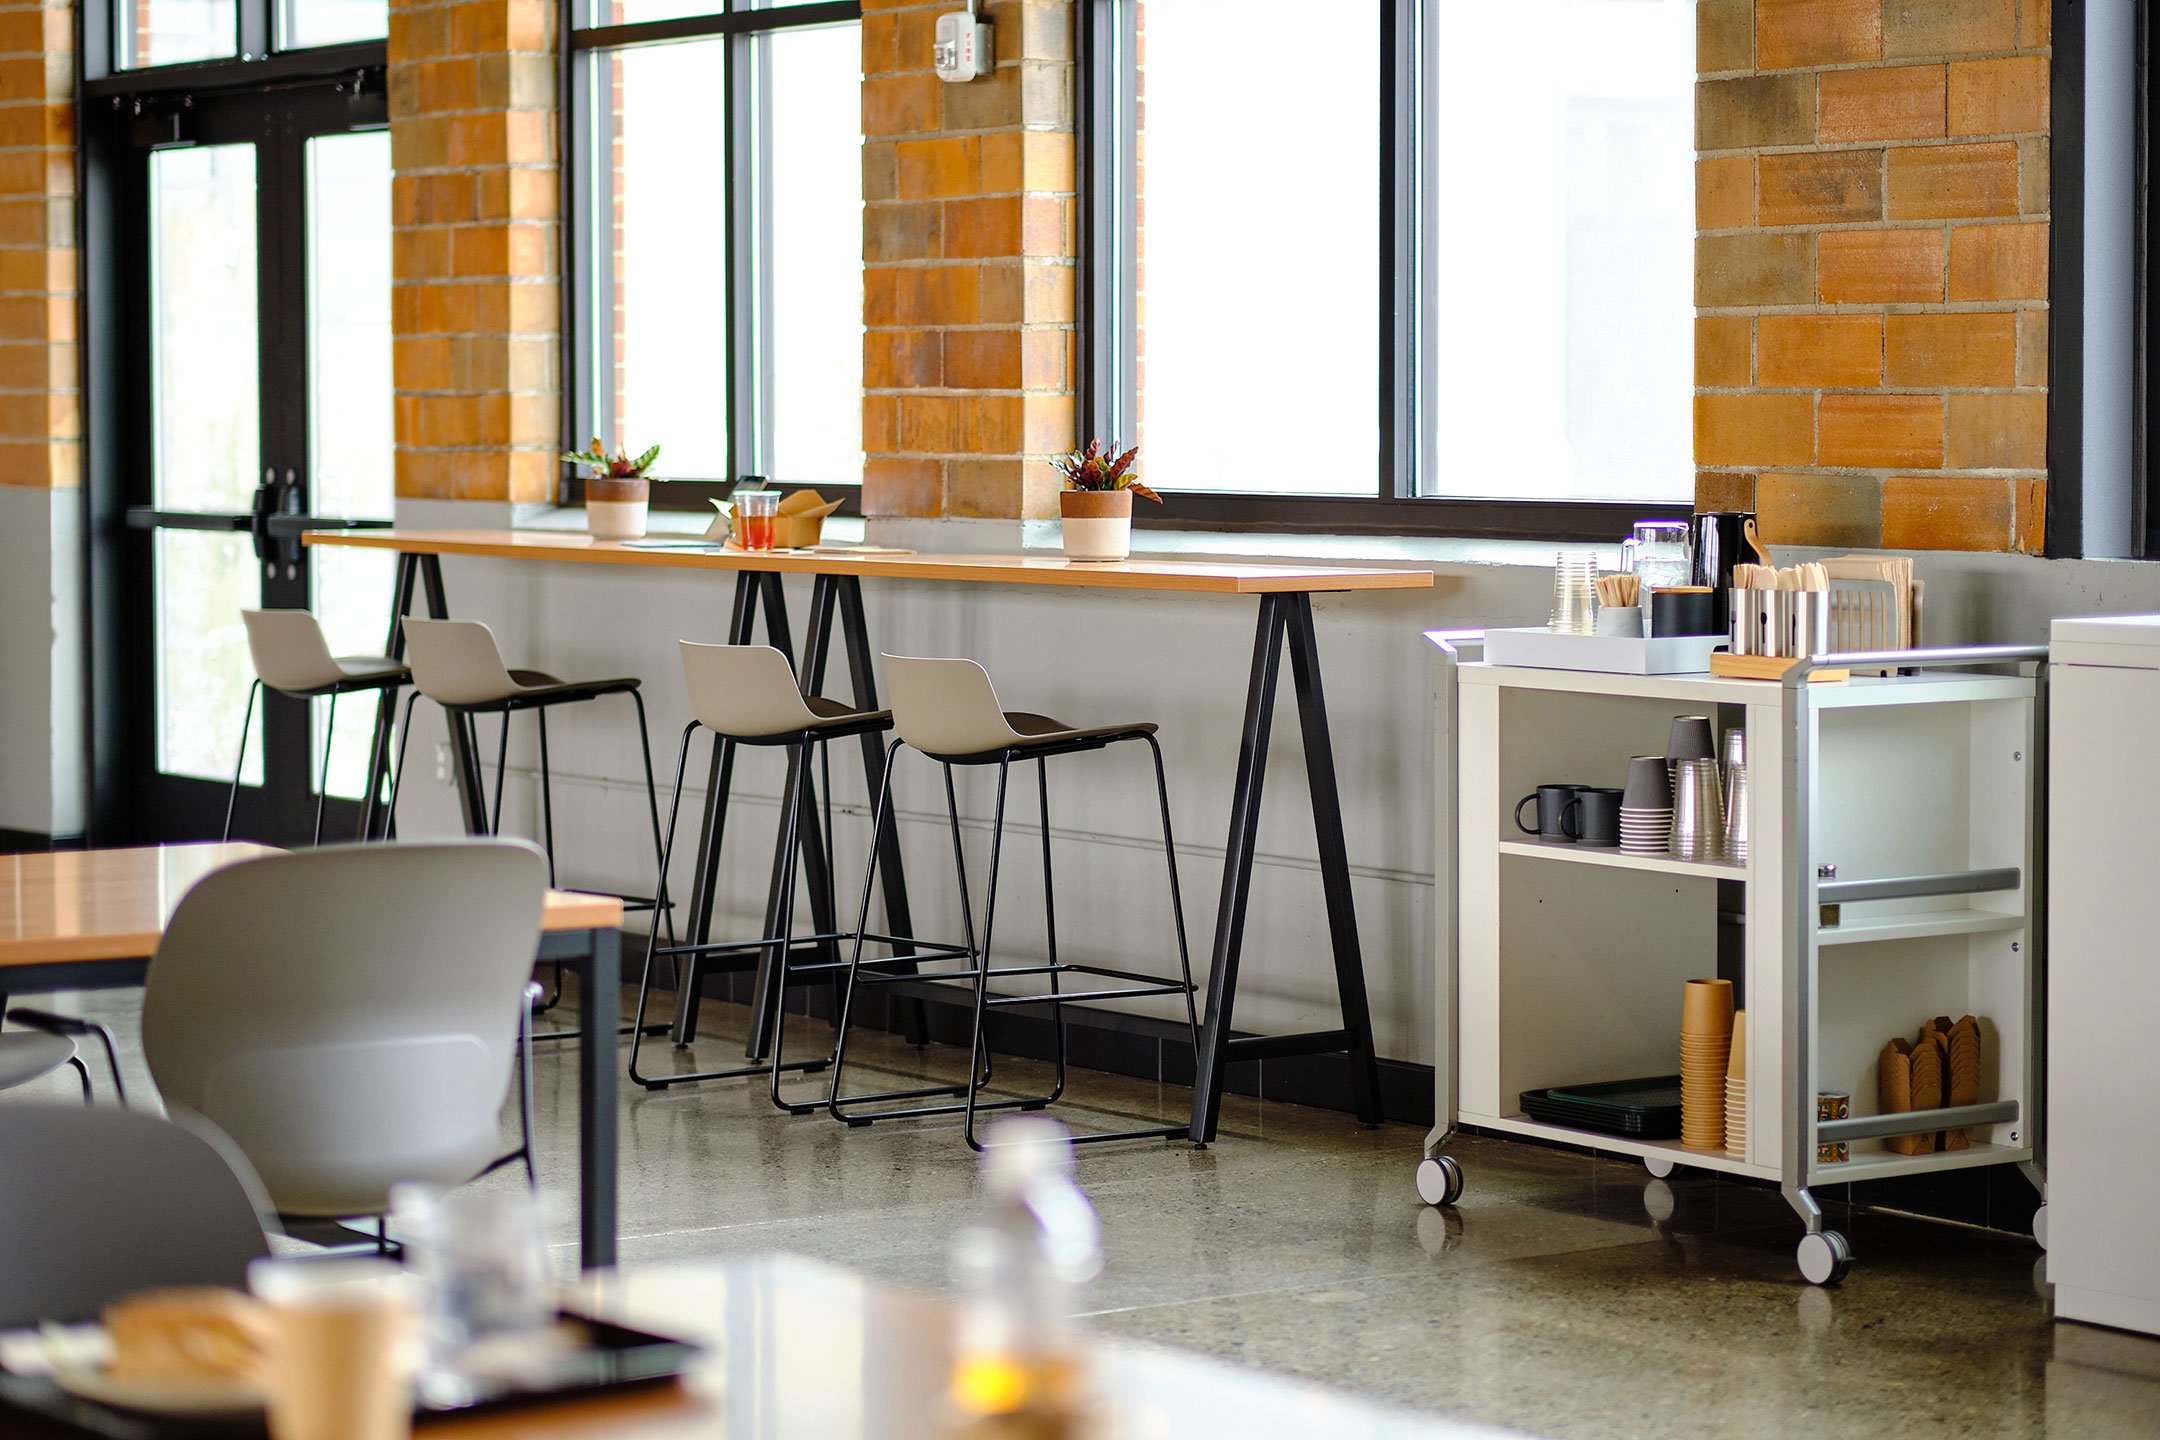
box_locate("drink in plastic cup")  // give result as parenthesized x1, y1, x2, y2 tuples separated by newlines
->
(250, 1258, 416, 1440)
(736, 490, 780, 551)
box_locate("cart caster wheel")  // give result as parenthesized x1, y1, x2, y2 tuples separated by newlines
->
(2032, 1204, 2048, 1252)
(1642, 1178, 1676, 1225)
(1644, 1155, 1677, 1179)
(1797, 1230, 1852, 1286)
(1415, 1155, 1465, 1207)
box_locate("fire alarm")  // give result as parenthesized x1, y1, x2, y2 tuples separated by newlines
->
(934, 6, 992, 83)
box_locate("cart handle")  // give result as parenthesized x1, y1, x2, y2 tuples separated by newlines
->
(1784, 643, 2048, 685)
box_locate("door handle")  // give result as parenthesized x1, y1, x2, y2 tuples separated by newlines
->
(248, 468, 277, 568)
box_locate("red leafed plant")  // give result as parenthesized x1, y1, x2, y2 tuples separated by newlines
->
(562, 439, 662, 479)
(1051, 439, 1158, 501)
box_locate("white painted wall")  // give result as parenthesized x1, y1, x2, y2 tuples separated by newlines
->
(383, 500, 2160, 1069)
(0, 485, 84, 838)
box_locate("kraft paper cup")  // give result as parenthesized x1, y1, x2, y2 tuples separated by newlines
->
(1680, 978, 1735, 1035)
(1726, 1010, 1747, 1080)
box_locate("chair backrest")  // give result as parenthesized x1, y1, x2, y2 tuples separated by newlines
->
(402, 618, 521, 706)
(140, 841, 549, 1219)
(0, 1104, 276, 1326)
(882, 655, 1027, 757)
(243, 608, 345, 693)
(681, 642, 822, 738)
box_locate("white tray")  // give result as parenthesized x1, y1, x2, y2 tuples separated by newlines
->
(1483, 626, 1726, 675)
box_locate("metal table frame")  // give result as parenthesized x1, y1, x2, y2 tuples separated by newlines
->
(357, 547, 1387, 1145)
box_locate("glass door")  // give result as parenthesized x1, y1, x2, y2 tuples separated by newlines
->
(117, 82, 394, 842)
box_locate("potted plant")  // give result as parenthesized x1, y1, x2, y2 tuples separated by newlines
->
(1052, 439, 1158, 562)
(564, 439, 662, 540)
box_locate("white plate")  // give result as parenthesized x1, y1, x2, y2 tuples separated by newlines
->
(50, 1364, 265, 1418)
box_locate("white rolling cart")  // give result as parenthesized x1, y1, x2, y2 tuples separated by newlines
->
(1416, 635, 2048, 1285)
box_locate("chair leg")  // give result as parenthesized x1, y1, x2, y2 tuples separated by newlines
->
(311, 690, 338, 848)
(491, 710, 512, 838)
(628, 690, 675, 946)
(767, 743, 822, 1114)
(962, 758, 1016, 1152)
(65, 1054, 91, 1104)
(518, 981, 539, 1188)
(536, 708, 557, 888)
(943, 764, 991, 1092)
(84, 1021, 127, 1107)
(629, 722, 700, 1090)
(223, 680, 260, 842)
(1145, 733, 1203, 1052)
(1038, 757, 1068, 1107)
(385, 691, 421, 833)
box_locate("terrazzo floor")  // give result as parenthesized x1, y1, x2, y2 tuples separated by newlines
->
(10, 983, 2158, 1439)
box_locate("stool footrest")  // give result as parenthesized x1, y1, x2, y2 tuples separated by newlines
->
(1222, 1028, 1357, 1061)
(983, 983, 1189, 1007)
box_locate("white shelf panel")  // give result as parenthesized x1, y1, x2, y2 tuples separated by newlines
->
(1811, 1140, 2033, 1185)
(1816, 909, 2025, 947)
(1465, 1112, 1777, 1181)
(1498, 839, 1746, 882)
(1464, 663, 2032, 710)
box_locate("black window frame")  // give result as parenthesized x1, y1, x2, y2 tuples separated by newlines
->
(561, 0, 864, 515)
(1080, 0, 1693, 543)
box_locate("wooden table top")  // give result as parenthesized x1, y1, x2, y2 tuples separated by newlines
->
(305, 528, 1436, 595)
(0, 844, 623, 968)
(427, 1257, 1495, 1439)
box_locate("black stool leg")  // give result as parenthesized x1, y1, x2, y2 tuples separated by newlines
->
(824, 742, 900, 1121)
(223, 680, 260, 842)
(767, 743, 825, 1113)
(628, 690, 674, 946)
(536, 707, 557, 886)
(489, 711, 512, 837)
(1146, 733, 1203, 1052)
(962, 757, 1017, 1152)
(311, 691, 338, 848)
(385, 691, 421, 831)
(630, 722, 700, 1088)
(1038, 757, 1068, 1106)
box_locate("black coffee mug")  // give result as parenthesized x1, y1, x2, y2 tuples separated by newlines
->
(1563, 787, 1624, 847)
(1650, 586, 1718, 637)
(1515, 784, 1583, 842)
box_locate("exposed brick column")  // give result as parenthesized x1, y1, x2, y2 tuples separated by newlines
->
(1695, 0, 2049, 553)
(388, 0, 559, 505)
(861, 0, 1077, 521)
(0, 0, 76, 492)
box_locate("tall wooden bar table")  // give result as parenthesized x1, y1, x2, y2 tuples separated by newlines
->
(0, 842, 627, 1267)
(306, 529, 1434, 1142)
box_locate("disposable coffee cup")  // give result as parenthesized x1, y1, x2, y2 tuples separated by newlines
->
(251, 1259, 417, 1440)
(1680, 978, 1735, 1035)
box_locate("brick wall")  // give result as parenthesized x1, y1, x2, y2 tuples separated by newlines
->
(388, 0, 560, 505)
(0, 0, 75, 491)
(1695, 0, 2050, 553)
(861, 0, 1078, 521)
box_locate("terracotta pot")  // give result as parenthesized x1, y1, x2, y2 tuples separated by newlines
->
(1059, 488, 1133, 562)
(586, 475, 649, 540)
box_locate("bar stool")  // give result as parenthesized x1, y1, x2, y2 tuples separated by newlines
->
(825, 655, 1200, 1150)
(391, 618, 671, 946)
(629, 642, 968, 1108)
(227, 609, 409, 845)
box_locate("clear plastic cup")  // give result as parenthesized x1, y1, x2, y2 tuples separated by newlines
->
(735, 490, 780, 551)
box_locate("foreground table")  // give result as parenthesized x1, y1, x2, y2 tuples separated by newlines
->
(0, 843, 626, 1268)
(308, 528, 1435, 1142)
(432, 1255, 1510, 1439)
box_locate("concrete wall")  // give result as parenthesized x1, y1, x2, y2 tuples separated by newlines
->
(0, 482, 82, 837)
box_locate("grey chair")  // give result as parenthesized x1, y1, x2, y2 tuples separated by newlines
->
(628, 643, 960, 1109)
(229, 608, 410, 845)
(140, 841, 548, 1223)
(0, 1104, 276, 1326)
(2, 1006, 126, 1102)
(826, 655, 1199, 1150)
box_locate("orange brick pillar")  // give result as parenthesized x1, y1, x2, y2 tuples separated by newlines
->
(0, 0, 76, 492)
(388, 0, 559, 507)
(861, 0, 1078, 523)
(1695, 0, 2050, 553)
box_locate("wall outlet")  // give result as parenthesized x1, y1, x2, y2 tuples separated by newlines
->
(934, 11, 991, 82)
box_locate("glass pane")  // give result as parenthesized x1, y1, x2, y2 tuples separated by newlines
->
(311, 547, 396, 800)
(156, 530, 261, 784)
(281, 0, 386, 49)
(306, 130, 394, 521)
(595, 38, 730, 479)
(1426, 0, 1694, 502)
(767, 23, 863, 486)
(151, 144, 259, 513)
(120, 0, 238, 68)
(1135, 0, 1377, 495)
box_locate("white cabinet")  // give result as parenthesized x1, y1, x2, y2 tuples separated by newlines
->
(2048, 616, 2160, 1336)
(1423, 641, 2045, 1283)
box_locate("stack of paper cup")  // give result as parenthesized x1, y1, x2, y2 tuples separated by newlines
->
(1724, 1009, 1748, 1160)
(1681, 979, 1734, 1150)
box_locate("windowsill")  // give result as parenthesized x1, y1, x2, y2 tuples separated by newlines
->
(515, 504, 1565, 574)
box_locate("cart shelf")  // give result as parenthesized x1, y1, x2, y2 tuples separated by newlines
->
(1498, 839, 1746, 881)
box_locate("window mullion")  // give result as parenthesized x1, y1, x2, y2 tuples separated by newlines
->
(242, 0, 270, 59)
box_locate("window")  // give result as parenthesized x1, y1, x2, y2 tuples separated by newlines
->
(112, 0, 384, 70)
(570, 0, 864, 504)
(1088, 0, 1696, 534)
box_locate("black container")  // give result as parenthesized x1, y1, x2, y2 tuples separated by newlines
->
(1691, 511, 1753, 631)
(1650, 587, 1718, 637)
